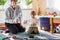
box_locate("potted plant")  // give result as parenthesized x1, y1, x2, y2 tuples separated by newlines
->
(0, 0, 6, 10)
(25, 0, 32, 8)
(0, 0, 6, 5)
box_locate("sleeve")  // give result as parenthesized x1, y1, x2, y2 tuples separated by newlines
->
(18, 6, 22, 20)
(28, 19, 32, 26)
(14, 6, 22, 24)
(18, 7, 22, 24)
(5, 9, 10, 19)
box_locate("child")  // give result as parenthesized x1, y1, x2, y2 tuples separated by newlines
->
(5, 0, 25, 34)
(24, 11, 38, 31)
(24, 11, 38, 26)
(24, 11, 39, 34)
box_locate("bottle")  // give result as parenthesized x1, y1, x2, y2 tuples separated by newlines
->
(37, 8, 41, 16)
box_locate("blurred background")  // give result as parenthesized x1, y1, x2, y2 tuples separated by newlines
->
(0, 0, 60, 23)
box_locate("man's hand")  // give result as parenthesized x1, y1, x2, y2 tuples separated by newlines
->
(14, 19, 19, 24)
(24, 20, 28, 24)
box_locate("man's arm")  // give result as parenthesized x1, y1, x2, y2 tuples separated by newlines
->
(5, 9, 10, 19)
(14, 6, 22, 23)
(18, 6, 22, 20)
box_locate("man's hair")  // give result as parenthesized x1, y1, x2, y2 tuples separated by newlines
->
(11, 0, 17, 2)
(31, 11, 36, 15)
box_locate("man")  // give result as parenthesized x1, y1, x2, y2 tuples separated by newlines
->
(5, 0, 25, 34)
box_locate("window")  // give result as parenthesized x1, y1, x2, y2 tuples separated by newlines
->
(0, 0, 6, 5)
(47, 0, 54, 8)
(54, 0, 60, 11)
(0, 0, 32, 10)
(47, 0, 60, 11)
(18, 0, 32, 9)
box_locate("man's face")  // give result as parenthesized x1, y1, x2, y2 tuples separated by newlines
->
(11, 1, 17, 8)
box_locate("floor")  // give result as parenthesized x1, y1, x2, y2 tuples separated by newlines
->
(0, 29, 60, 40)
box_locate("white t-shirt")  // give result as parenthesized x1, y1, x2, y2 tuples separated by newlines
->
(28, 17, 38, 26)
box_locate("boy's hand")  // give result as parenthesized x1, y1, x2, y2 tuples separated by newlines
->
(32, 22, 38, 26)
(33, 23, 37, 26)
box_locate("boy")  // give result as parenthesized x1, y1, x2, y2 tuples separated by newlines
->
(5, 0, 25, 34)
(24, 11, 38, 29)
(24, 11, 38, 26)
(24, 11, 39, 34)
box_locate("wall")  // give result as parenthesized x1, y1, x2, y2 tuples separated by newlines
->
(32, 0, 47, 15)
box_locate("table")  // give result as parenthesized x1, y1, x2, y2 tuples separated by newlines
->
(50, 16, 60, 33)
(39, 16, 60, 33)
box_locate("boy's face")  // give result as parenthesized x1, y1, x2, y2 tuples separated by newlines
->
(31, 14, 35, 18)
(11, 1, 17, 8)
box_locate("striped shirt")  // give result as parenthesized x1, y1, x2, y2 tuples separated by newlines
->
(5, 5, 22, 24)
